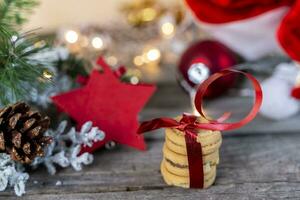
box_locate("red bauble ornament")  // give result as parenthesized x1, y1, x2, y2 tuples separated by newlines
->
(178, 40, 238, 98)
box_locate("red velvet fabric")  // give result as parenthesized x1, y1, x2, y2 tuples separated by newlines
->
(277, 0, 300, 61)
(185, 0, 292, 23)
(185, 0, 300, 61)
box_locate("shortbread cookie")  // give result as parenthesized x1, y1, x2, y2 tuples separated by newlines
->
(163, 143, 219, 176)
(163, 143, 219, 166)
(160, 116, 221, 189)
(161, 160, 216, 188)
(165, 128, 222, 156)
(164, 156, 216, 177)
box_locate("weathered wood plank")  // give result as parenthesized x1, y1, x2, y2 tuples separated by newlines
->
(2, 83, 300, 199)
(2, 132, 300, 199)
(11, 184, 300, 200)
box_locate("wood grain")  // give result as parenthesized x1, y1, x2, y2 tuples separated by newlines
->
(2, 84, 300, 199)
(2, 133, 300, 199)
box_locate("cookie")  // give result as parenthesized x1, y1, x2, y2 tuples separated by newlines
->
(160, 116, 221, 189)
(165, 128, 222, 156)
(164, 156, 216, 177)
(163, 143, 219, 167)
(161, 160, 216, 188)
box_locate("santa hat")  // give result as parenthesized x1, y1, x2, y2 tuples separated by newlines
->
(185, 0, 300, 61)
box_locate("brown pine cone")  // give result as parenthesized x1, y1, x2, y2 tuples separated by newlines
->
(0, 102, 52, 164)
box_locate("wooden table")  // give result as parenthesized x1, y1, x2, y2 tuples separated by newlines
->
(2, 83, 300, 200)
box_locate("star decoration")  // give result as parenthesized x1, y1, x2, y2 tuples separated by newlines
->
(51, 57, 156, 152)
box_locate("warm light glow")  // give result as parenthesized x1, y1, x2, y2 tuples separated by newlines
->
(127, 68, 142, 78)
(81, 36, 89, 47)
(11, 35, 18, 42)
(161, 22, 175, 36)
(91, 36, 104, 49)
(130, 76, 139, 85)
(193, 108, 200, 116)
(65, 30, 79, 44)
(106, 56, 118, 66)
(42, 70, 53, 80)
(146, 48, 161, 62)
(34, 40, 46, 48)
(133, 56, 144, 66)
(141, 8, 157, 22)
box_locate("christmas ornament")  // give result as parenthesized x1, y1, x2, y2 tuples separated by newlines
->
(31, 121, 105, 175)
(178, 40, 238, 98)
(52, 57, 156, 152)
(260, 63, 300, 120)
(0, 153, 28, 196)
(138, 69, 262, 189)
(0, 102, 52, 164)
(185, 0, 300, 62)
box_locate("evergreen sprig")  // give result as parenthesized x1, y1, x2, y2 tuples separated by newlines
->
(0, 0, 54, 106)
(0, 23, 51, 105)
(0, 0, 38, 26)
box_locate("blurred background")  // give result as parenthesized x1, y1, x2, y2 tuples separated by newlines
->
(2, 0, 300, 123)
(22, 0, 198, 84)
(24, 0, 178, 32)
(3, 1, 300, 197)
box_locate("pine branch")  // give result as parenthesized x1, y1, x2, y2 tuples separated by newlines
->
(0, 24, 52, 105)
(0, 0, 55, 106)
(0, 0, 39, 26)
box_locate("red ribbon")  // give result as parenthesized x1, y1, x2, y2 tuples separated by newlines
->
(138, 69, 263, 188)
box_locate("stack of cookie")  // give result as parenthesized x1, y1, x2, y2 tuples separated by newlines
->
(160, 117, 222, 188)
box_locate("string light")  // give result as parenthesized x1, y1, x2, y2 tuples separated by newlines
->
(133, 56, 144, 66)
(106, 56, 118, 66)
(11, 35, 18, 42)
(65, 30, 79, 44)
(146, 48, 161, 62)
(91, 36, 104, 49)
(130, 76, 139, 85)
(161, 22, 175, 37)
(81, 36, 89, 47)
(141, 8, 157, 22)
(127, 68, 142, 78)
(34, 40, 46, 48)
(42, 70, 53, 80)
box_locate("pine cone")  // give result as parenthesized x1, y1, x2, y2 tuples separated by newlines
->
(0, 102, 52, 164)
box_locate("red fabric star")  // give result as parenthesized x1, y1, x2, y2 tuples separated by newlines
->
(51, 57, 156, 152)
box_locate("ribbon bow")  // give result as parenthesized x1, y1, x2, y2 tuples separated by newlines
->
(138, 69, 263, 188)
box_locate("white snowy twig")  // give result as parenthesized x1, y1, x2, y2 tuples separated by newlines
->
(0, 154, 29, 196)
(31, 121, 105, 175)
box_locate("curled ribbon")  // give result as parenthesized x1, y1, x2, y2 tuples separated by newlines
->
(138, 69, 263, 188)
